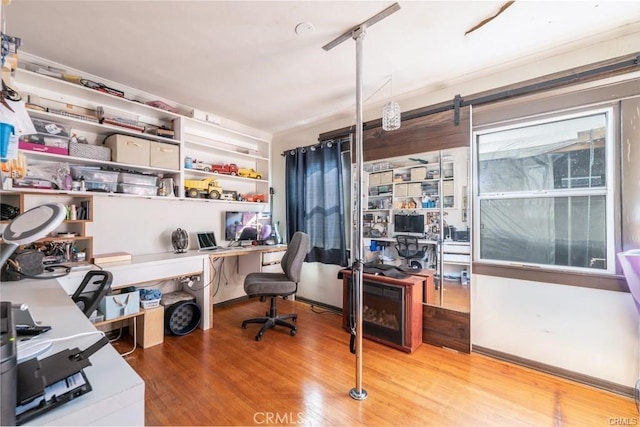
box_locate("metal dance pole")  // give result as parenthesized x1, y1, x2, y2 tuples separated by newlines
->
(350, 25, 367, 401)
(322, 2, 401, 401)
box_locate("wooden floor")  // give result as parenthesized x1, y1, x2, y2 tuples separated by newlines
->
(428, 280, 470, 312)
(117, 299, 637, 426)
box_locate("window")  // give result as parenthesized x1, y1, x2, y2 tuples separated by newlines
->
(475, 108, 614, 272)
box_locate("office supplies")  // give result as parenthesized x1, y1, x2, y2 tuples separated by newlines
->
(196, 231, 221, 251)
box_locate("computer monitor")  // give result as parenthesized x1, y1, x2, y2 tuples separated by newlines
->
(224, 211, 272, 242)
(394, 214, 425, 234)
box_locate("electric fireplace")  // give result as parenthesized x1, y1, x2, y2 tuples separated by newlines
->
(340, 270, 424, 353)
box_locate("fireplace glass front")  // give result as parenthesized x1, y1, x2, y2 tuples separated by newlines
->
(348, 279, 406, 346)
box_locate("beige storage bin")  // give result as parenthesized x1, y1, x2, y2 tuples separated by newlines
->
(443, 180, 454, 196)
(369, 173, 381, 186)
(408, 183, 422, 196)
(379, 171, 393, 184)
(410, 167, 427, 181)
(104, 134, 150, 166)
(150, 141, 180, 170)
(395, 183, 408, 196)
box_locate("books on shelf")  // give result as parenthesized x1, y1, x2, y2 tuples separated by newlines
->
(48, 108, 99, 123)
(92, 252, 132, 264)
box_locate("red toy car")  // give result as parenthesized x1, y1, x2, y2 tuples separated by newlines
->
(240, 193, 266, 202)
(210, 163, 239, 175)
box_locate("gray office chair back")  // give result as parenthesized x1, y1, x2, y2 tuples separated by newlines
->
(396, 235, 422, 258)
(280, 231, 310, 282)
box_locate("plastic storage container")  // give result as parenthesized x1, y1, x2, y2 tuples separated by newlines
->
(117, 183, 158, 196)
(85, 181, 117, 192)
(71, 166, 119, 183)
(117, 172, 158, 186)
(19, 117, 71, 155)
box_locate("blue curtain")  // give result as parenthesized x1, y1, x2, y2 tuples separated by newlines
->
(285, 141, 347, 266)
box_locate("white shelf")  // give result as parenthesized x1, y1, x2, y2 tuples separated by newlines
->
(21, 150, 180, 175)
(26, 109, 180, 146)
(183, 138, 268, 162)
(10, 63, 272, 203)
(15, 68, 183, 123)
(183, 168, 268, 184)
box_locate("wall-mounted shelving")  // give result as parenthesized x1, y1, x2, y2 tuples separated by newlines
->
(1, 191, 94, 264)
(3, 65, 272, 206)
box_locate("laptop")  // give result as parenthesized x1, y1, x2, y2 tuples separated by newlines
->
(196, 231, 221, 251)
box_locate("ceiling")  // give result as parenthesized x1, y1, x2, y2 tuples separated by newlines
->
(5, 1, 640, 135)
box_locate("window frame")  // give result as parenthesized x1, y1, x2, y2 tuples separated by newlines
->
(472, 106, 617, 275)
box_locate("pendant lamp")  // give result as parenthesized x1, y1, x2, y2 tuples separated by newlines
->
(382, 74, 400, 131)
(382, 100, 401, 131)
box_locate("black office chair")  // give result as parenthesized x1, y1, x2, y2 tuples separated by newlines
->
(395, 235, 428, 269)
(71, 270, 113, 318)
(241, 231, 310, 341)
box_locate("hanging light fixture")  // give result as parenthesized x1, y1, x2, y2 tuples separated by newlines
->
(382, 76, 401, 131)
(382, 100, 401, 131)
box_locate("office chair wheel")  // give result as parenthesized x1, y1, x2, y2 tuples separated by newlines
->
(290, 328, 297, 336)
(255, 332, 263, 341)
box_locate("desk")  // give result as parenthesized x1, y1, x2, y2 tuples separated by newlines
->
(2, 279, 145, 425)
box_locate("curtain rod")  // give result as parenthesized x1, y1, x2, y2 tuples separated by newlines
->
(281, 135, 350, 156)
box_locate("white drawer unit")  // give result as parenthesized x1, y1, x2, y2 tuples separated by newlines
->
(442, 253, 471, 263)
(443, 243, 470, 254)
(442, 243, 470, 264)
(261, 249, 285, 272)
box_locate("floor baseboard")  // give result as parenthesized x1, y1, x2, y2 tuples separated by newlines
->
(473, 345, 635, 398)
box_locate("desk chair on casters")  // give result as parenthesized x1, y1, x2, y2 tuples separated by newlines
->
(241, 231, 310, 341)
(395, 235, 428, 269)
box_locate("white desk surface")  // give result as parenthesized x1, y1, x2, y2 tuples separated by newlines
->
(2, 279, 145, 426)
(90, 245, 288, 266)
(368, 237, 470, 246)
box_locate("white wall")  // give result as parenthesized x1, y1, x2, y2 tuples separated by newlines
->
(86, 196, 260, 255)
(271, 24, 640, 388)
(472, 275, 639, 387)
